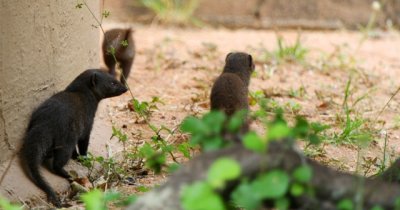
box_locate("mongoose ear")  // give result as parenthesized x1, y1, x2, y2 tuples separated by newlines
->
(91, 72, 97, 87)
(248, 54, 253, 67)
(225, 52, 233, 62)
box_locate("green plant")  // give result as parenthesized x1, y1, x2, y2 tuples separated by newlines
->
(332, 77, 373, 146)
(358, 1, 382, 47)
(79, 152, 126, 185)
(288, 85, 306, 99)
(182, 155, 314, 210)
(181, 158, 241, 210)
(129, 96, 164, 122)
(140, 0, 201, 26)
(0, 197, 22, 210)
(274, 35, 308, 63)
(125, 124, 192, 174)
(80, 189, 136, 210)
(255, 33, 308, 65)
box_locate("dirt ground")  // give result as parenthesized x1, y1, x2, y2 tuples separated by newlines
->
(96, 23, 400, 206)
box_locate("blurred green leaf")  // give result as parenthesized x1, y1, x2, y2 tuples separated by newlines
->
(207, 158, 241, 189)
(182, 182, 225, 210)
(243, 132, 266, 153)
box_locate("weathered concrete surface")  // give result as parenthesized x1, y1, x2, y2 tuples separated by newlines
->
(0, 0, 108, 205)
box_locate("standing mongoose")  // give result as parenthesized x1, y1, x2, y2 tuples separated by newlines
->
(210, 52, 255, 134)
(20, 69, 127, 207)
(103, 28, 135, 84)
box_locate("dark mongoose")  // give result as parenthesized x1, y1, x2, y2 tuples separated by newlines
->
(102, 28, 135, 84)
(210, 52, 255, 134)
(20, 69, 127, 207)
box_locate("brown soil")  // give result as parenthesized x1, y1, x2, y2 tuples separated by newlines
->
(97, 23, 400, 207)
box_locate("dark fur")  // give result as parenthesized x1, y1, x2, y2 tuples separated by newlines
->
(20, 69, 127, 207)
(102, 28, 135, 84)
(210, 52, 255, 134)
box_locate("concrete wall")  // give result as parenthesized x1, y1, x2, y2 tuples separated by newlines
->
(0, 0, 100, 164)
(105, 0, 400, 29)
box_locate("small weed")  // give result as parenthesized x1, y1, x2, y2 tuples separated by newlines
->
(191, 42, 219, 61)
(331, 78, 374, 146)
(312, 44, 358, 73)
(284, 101, 302, 115)
(135, 124, 192, 173)
(128, 96, 164, 122)
(78, 152, 126, 185)
(80, 189, 136, 210)
(255, 34, 308, 65)
(140, 0, 201, 26)
(288, 85, 306, 99)
(358, 1, 382, 47)
(274, 34, 308, 64)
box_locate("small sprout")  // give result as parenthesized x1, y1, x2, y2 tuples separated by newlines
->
(121, 40, 129, 47)
(102, 10, 111, 18)
(107, 47, 116, 55)
(75, 3, 84, 9)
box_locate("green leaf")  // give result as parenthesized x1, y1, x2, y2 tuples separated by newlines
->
(0, 197, 22, 210)
(292, 117, 309, 138)
(275, 197, 290, 210)
(292, 165, 312, 183)
(371, 206, 384, 210)
(181, 182, 225, 210)
(102, 10, 110, 18)
(104, 191, 121, 202)
(308, 134, 321, 145)
(337, 199, 354, 210)
(145, 152, 166, 174)
(168, 163, 181, 173)
(81, 189, 106, 210)
(290, 183, 304, 197)
(231, 181, 262, 210)
(120, 40, 129, 47)
(177, 142, 191, 158)
(243, 132, 266, 153)
(207, 158, 241, 189)
(180, 116, 209, 135)
(201, 136, 225, 152)
(115, 195, 137, 207)
(310, 122, 330, 133)
(395, 197, 400, 210)
(137, 186, 150, 192)
(227, 110, 247, 132)
(203, 111, 226, 134)
(148, 124, 158, 133)
(252, 170, 290, 199)
(139, 143, 155, 157)
(267, 122, 291, 141)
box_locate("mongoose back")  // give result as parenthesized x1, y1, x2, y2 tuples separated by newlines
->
(210, 52, 255, 116)
(102, 28, 135, 84)
(20, 69, 127, 207)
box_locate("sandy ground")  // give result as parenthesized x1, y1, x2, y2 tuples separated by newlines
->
(94, 23, 400, 201)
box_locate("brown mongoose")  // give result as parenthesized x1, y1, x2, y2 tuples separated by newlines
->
(102, 28, 135, 84)
(210, 52, 255, 134)
(20, 69, 127, 207)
